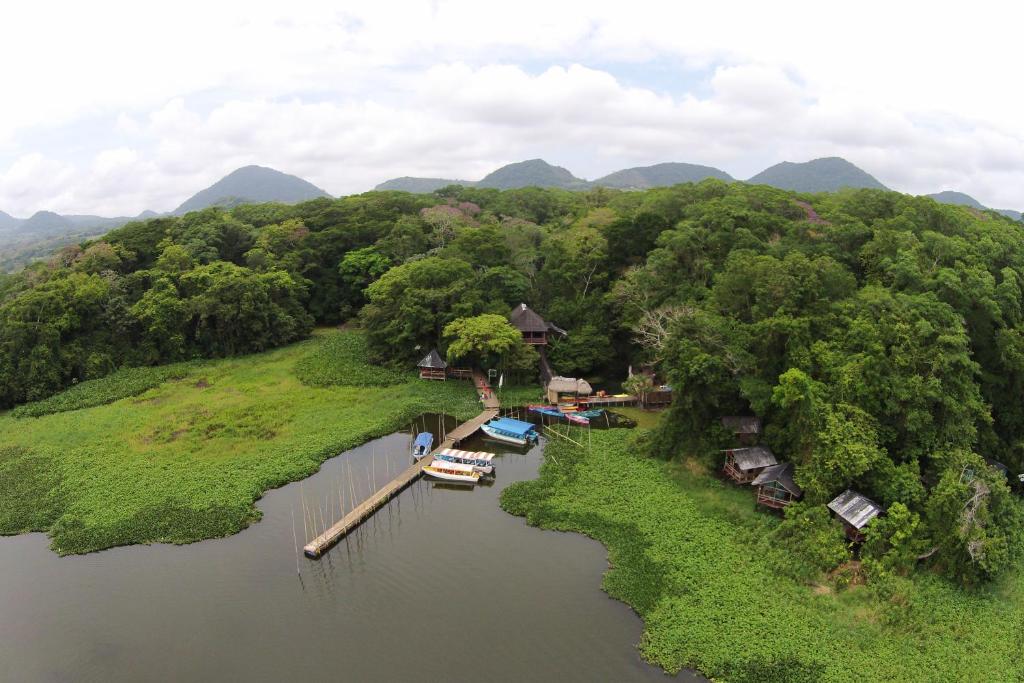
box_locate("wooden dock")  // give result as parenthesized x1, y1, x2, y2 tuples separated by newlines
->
(303, 380, 499, 558)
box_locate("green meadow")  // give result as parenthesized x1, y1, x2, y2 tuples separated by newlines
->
(0, 329, 480, 555)
(502, 428, 1024, 682)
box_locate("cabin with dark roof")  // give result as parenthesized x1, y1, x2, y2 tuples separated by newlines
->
(721, 416, 762, 444)
(827, 489, 883, 541)
(752, 463, 802, 509)
(417, 349, 447, 380)
(509, 303, 566, 346)
(723, 446, 777, 484)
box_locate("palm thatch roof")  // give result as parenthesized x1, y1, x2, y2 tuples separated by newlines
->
(417, 349, 447, 369)
(509, 303, 567, 336)
(547, 376, 593, 395)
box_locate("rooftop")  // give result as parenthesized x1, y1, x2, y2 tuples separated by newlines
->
(827, 490, 882, 530)
(728, 446, 777, 471)
(417, 349, 447, 369)
(751, 462, 802, 496)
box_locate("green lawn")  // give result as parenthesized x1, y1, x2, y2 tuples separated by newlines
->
(0, 329, 481, 554)
(501, 428, 1024, 682)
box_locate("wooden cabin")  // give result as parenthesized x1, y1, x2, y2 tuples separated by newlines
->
(752, 463, 802, 509)
(417, 349, 447, 380)
(721, 416, 762, 444)
(509, 303, 566, 346)
(546, 376, 593, 406)
(639, 386, 673, 408)
(723, 446, 777, 484)
(827, 489, 882, 542)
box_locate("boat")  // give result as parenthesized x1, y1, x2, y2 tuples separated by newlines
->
(422, 459, 482, 484)
(480, 417, 539, 446)
(528, 405, 590, 425)
(412, 432, 434, 459)
(433, 448, 495, 475)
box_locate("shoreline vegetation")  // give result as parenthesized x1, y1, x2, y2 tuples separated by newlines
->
(0, 329, 482, 555)
(501, 427, 1024, 682)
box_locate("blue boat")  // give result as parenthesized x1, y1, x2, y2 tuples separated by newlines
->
(412, 432, 434, 459)
(480, 417, 539, 446)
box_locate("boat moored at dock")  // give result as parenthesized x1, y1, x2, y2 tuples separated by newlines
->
(480, 417, 539, 446)
(423, 459, 483, 483)
(412, 432, 434, 459)
(433, 448, 496, 474)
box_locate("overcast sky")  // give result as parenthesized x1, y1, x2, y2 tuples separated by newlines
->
(2, 1, 1023, 217)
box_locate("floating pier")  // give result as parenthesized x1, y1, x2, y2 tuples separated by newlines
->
(304, 370, 499, 558)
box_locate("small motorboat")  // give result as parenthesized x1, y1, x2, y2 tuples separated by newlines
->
(480, 417, 539, 446)
(423, 459, 482, 484)
(528, 405, 590, 425)
(433, 448, 495, 475)
(412, 432, 434, 459)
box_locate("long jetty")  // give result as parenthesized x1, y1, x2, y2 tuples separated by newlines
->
(303, 371, 500, 558)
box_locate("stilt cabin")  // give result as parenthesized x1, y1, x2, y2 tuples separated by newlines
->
(723, 446, 777, 484)
(721, 416, 762, 444)
(827, 489, 882, 542)
(752, 463, 803, 509)
(509, 303, 566, 346)
(417, 349, 447, 380)
(546, 376, 593, 406)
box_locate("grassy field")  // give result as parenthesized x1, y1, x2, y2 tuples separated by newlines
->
(0, 329, 482, 555)
(501, 428, 1024, 682)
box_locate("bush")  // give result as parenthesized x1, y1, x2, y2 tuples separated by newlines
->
(294, 332, 408, 387)
(11, 363, 197, 418)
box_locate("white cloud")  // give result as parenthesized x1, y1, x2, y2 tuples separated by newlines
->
(1, 1, 1023, 215)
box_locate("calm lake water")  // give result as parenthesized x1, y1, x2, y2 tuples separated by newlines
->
(0, 417, 702, 682)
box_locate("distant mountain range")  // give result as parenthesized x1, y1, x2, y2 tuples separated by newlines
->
(0, 165, 331, 254)
(926, 190, 1021, 221)
(2, 157, 1020, 272)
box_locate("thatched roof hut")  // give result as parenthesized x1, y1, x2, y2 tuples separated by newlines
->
(417, 349, 447, 380)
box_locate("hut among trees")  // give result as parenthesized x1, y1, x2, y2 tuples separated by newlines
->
(722, 446, 777, 484)
(417, 349, 447, 380)
(508, 303, 566, 346)
(827, 489, 883, 542)
(751, 463, 803, 509)
(721, 416, 762, 444)
(546, 376, 593, 405)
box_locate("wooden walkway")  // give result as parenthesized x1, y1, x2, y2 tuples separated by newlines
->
(303, 375, 499, 559)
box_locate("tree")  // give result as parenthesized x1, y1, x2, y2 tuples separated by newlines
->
(443, 314, 522, 367)
(337, 247, 391, 319)
(361, 257, 485, 363)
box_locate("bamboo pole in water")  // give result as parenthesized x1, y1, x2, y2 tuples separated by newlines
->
(290, 506, 300, 576)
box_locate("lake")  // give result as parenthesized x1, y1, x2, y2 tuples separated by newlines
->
(0, 417, 702, 682)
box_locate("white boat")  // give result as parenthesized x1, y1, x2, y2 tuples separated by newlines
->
(479, 417, 539, 446)
(423, 459, 482, 484)
(434, 448, 495, 475)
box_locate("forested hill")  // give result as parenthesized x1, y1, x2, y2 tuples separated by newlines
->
(173, 165, 330, 214)
(747, 156, 888, 192)
(2, 180, 1024, 583)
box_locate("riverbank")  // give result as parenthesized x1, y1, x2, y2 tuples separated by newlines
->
(0, 329, 482, 555)
(501, 428, 1024, 682)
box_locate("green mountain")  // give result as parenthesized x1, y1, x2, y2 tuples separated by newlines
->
(375, 176, 473, 193)
(593, 162, 733, 189)
(747, 157, 888, 192)
(476, 159, 588, 190)
(926, 190, 1022, 221)
(0, 210, 21, 231)
(174, 165, 330, 215)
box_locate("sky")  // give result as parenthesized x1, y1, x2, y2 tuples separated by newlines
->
(1, 1, 1023, 217)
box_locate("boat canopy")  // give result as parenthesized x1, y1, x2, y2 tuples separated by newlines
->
(414, 432, 434, 447)
(429, 459, 477, 473)
(439, 448, 495, 461)
(488, 417, 536, 436)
